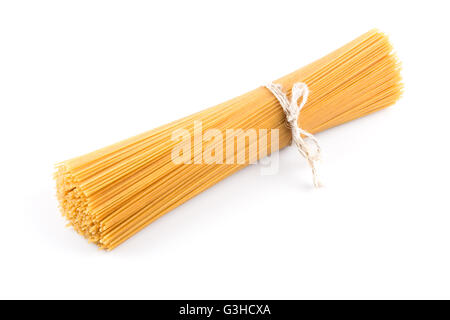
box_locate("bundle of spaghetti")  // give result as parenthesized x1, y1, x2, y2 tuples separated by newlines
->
(55, 29, 402, 250)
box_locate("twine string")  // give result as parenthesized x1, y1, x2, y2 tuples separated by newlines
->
(265, 82, 322, 187)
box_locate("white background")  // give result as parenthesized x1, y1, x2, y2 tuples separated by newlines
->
(1, 0, 449, 299)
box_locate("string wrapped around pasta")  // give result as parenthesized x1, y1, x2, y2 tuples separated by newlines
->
(55, 29, 402, 250)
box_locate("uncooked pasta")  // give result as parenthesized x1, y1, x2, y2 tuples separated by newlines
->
(55, 29, 402, 250)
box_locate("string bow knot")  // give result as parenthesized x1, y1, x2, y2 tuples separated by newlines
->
(265, 82, 322, 187)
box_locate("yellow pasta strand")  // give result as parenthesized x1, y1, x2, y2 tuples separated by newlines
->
(55, 29, 402, 250)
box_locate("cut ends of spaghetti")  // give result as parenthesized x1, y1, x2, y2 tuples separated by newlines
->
(55, 165, 103, 246)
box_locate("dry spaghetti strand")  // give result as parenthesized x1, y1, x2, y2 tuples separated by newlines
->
(55, 29, 402, 250)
